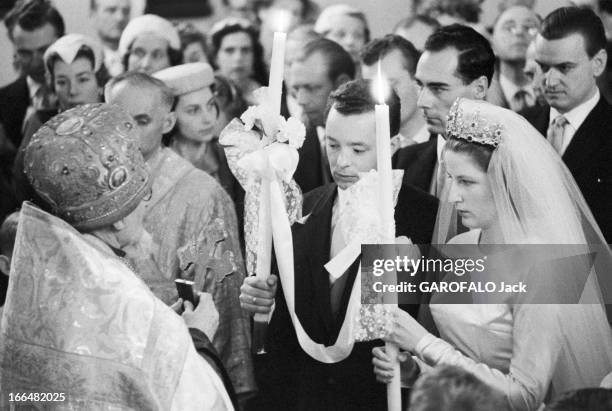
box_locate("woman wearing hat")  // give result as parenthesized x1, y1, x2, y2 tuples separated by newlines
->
(22, 33, 109, 142)
(119, 14, 183, 74)
(154, 63, 242, 205)
(15, 33, 110, 207)
(314, 4, 370, 65)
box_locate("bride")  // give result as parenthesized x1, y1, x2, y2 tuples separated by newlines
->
(372, 98, 612, 411)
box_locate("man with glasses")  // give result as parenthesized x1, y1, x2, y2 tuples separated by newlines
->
(487, 5, 540, 111)
(0, 0, 64, 163)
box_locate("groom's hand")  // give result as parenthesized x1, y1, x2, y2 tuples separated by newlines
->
(240, 275, 278, 314)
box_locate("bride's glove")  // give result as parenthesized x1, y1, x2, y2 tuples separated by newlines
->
(383, 308, 429, 352)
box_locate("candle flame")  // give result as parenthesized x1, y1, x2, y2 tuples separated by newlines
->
(271, 8, 293, 33)
(375, 60, 389, 104)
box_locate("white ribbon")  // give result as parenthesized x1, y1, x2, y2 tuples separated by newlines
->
(273, 186, 361, 362)
(271, 172, 405, 363)
(237, 142, 359, 362)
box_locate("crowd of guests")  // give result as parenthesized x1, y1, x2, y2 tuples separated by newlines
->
(1, 0, 612, 410)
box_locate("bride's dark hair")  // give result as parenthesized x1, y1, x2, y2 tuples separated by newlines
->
(443, 137, 494, 172)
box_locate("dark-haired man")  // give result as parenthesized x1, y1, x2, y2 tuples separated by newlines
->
(394, 24, 494, 197)
(521, 6, 612, 242)
(241, 79, 438, 411)
(0, 0, 64, 152)
(361, 34, 428, 149)
(289, 38, 355, 193)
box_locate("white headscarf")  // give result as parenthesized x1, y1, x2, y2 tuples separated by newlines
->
(44, 34, 104, 72)
(118, 14, 180, 58)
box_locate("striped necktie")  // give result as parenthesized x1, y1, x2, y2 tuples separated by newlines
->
(547, 115, 569, 154)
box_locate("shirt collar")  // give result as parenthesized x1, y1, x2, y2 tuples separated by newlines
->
(549, 89, 600, 130)
(413, 125, 430, 144)
(499, 73, 534, 102)
(337, 186, 348, 207)
(103, 45, 121, 60)
(436, 134, 445, 162)
(26, 76, 43, 101)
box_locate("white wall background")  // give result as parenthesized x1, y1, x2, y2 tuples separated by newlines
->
(0, 0, 572, 86)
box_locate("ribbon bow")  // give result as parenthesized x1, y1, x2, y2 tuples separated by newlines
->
(219, 118, 303, 280)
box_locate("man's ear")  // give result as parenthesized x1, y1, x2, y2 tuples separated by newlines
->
(333, 73, 352, 89)
(469, 75, 489, 100)
(0, 255, 10, 276)
(592, 48, 607, 77)
(162, 111, 177, 134)
(390, 134, 401, 156)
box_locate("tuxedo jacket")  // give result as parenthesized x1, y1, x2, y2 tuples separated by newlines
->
(252, 183, 438, 411)
(520, 98, 612, 243)
(0, 76, 29, 150)
(392, 135, 437, 193)
(293, 125, 331, 194)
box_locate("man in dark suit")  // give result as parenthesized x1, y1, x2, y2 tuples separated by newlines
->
(521, 7, 612, 242)
(289, 38, 355, 194)
(487, 5, 540, 112)
(393, 24, 495, 197)
(241, 80, 438, 411)
(0, 0, 64, 151)
(0, 0, 64, 223)
(361, 35, 429, 148)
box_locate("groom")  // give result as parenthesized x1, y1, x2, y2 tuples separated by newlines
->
(241, 79, 438, 411)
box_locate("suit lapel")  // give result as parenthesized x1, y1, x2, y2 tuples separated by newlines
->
(403, 137, 437, 191)
(294, 126, 324, 193)
(533, 105, 550, 136)
(563, 98, 605, 174)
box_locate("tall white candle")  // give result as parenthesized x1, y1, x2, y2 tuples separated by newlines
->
(268, 31, 286, 117)
(255, 26, 287, 286)
(374, 61, 401, 411)
(253, 25, 288, 353)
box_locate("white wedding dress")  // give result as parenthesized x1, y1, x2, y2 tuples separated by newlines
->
(415, 229, 612, 411)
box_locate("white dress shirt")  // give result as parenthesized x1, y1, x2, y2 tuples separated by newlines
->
(397, 124, 430, 148)
(428, 135, 447, 197)
(22, 76, 45, 131)
(103, 45, 124, 77)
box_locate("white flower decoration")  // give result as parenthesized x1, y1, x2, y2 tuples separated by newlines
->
(240, 106, 261, 131)
(277, 116, 306, 149)
(239, 87, 305, 147)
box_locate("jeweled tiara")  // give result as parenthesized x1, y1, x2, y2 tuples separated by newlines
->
(446, 98, 503, 148)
